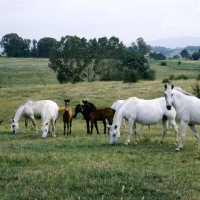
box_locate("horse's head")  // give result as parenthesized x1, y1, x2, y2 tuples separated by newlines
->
(10, 119, 18, 134)
(106, 122, 120, 145)
(164, 84, 174, 110)
(41, 122, 49, 138)
(73, 104, 82, 118)
(64, 99, 70, 111)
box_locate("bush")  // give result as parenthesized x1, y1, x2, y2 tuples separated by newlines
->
(191, 81, 200, 98)
(169, 74, 175, 80)
(175, 74, 188, 80)
(160, 61, 167, 66)
(162, 78, 170, 83)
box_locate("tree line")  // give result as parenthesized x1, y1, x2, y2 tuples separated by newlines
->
(0, 33, 157, 83)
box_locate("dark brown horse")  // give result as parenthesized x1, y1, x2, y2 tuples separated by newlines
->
(74, 100, 115, 134)
(63, 99, 73, 135)
(73, 101, 98, 134)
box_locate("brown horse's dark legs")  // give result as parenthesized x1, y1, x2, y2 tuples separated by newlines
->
(94, 120, 99, 134)
(63, 123, 66, 135)
(86, 120, 90, 134)
(102, 120, 106, 134)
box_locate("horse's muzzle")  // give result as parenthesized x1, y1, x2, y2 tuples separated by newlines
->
(110, 142, 116, 146)
(166, 105, 171, 110)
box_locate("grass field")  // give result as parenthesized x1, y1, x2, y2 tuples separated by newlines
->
(1, 58, 200, 199)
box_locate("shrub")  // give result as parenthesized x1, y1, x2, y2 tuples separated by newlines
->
(169, 74, 175, 80)
(162, 78, 170, 83)
(191, 81, 200, 98)
(175, 74, 188, 80)
(160, 61, 167, 66)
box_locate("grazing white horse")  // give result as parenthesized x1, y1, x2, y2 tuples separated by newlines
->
(164, 84, 200, 151)
(107, 97, 178, 146)
(11, 100, 50, 134)
(111, 99, 157, 133)
(41, 100, 58, 138)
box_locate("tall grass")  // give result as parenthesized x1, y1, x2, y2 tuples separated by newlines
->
(0, 58, 200, 199)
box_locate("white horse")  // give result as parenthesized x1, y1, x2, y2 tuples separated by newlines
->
(164, 84, 200, 151)
(107, 97, 178, 146)
(41, 100, 58, 138)
(111, 99, 157, 133)
(11, 100, 50, 134)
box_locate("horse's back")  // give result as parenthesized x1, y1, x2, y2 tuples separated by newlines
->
(24, 100, 50, 117)
(111, 100, 125, 110)
(119, 97, 168, 123)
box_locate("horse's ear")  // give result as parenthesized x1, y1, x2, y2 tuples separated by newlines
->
(171, 84, 174, 89)
(114, 125, 117, 129)
(165, 84, 167, 89)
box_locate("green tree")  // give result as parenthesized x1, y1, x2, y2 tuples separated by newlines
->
(0, 33, 25, 57)
(49, 35, 88, 83)
(31, 39, 38, 57)
(122, 49, 156, 82)
(173, 55, 180, 59)
(136, 37, 151, 55)
(192, 52, 199, 60)
(180, 49, 190, 60)
(23, 39, 31, 57)
(37, 37, 57, 58)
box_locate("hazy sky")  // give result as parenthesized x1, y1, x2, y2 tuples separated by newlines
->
(1, 0, 200, 45)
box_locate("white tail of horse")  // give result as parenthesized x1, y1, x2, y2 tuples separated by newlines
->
(41, 100, 58, 138)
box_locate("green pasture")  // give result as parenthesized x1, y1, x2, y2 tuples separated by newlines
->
(1, 58, 200, 199)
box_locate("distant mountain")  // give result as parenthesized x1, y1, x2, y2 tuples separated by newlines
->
(147, 36, 200, 49)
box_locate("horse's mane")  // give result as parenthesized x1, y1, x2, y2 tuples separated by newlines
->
(174, 87, 194, 97)
(82, 100, 96, 108)
(42, 102, 56, 122)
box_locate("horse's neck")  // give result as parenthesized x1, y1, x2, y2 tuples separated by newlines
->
(173, 90, 187, 108)
(13, 105, 25, 122)
(113, 106, 124, 126)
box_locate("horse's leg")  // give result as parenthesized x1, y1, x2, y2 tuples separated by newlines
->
(94, 120, 99, 134)
(122, 118, 127, 133)
(91, 120, 94, 134)
(168, 119, 179, 145)
(69, 119, 72, 135)
(102, 120, 106, 134)
(63, 122, 66, 135)
(158, 118, 168, 144)
(176, 121, 188, 151)
(86, 120, 90, 134)
(30, 116, 38, 133)
(124, 119, 135, 145)
(52, 119, 56, 137)
(24, 118, 28, 134)
(188, 124, 200, 144)
(67, 121, 70, 135)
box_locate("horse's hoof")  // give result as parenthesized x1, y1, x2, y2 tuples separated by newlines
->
(175, 147, 180, 151)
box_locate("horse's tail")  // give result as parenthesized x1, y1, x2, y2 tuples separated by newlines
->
(58, 107, 66, 115)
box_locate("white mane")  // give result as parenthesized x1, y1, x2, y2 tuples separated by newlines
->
(42, 101, 57, 123)
(174, 87, 194, 97)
